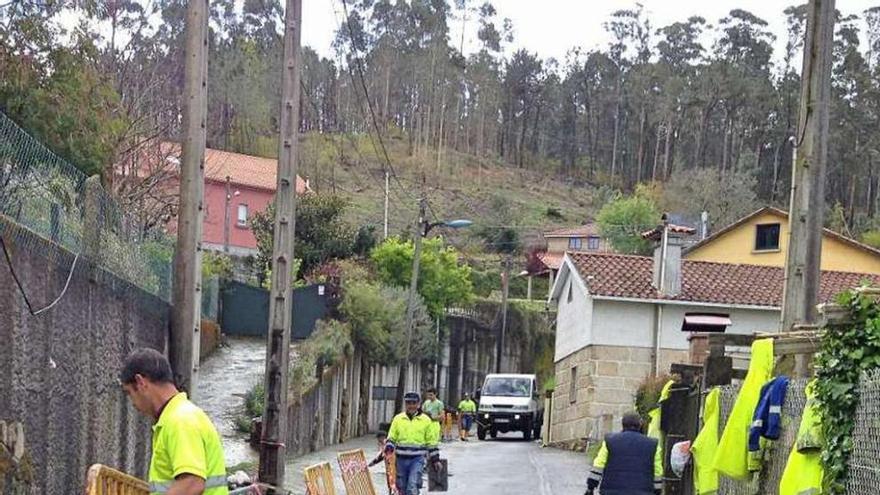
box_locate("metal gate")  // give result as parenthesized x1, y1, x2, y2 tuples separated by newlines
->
(220, 281, 329, 339)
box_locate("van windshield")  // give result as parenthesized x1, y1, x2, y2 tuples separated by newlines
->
(482, 377, 531, 397)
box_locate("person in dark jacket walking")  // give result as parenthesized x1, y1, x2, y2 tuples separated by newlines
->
(586, 413, 663, 495)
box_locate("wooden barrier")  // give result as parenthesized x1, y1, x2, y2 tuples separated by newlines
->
(337, 449, 376, 495)
(83, 464, 149, 495)
(304, 461, 337, 495)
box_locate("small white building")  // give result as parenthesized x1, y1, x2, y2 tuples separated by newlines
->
(546, 226, 880, 444)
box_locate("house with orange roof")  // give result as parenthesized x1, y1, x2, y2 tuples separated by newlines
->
(150, 143, 311, 256)
(545, 221, 880, 444)
(531, 223, 613, 298)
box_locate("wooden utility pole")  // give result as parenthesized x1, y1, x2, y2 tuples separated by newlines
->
(496, 257, 511, 373)
(170, 0, 209, 396)
(781, 0, 835, 346)
(394, 198, 427, 414)
(258, 0, 301, 491)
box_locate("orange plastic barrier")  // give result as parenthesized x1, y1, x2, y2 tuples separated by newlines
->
(304, 461, 337, 495)
(83, 464, 149, 495)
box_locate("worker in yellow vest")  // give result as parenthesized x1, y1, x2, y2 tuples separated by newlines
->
(120, 348, 228, 495)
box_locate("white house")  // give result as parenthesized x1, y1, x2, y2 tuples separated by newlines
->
(546, 225, 880, 444)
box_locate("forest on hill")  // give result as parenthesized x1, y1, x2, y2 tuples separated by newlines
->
(3, 1, 880, 238)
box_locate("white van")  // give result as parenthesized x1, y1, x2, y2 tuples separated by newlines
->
(475, 373, 543, 441)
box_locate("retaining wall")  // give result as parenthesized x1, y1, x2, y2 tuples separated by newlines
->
(0, 226, 169, 494)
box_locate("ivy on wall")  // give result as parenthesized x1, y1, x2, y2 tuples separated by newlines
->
(814, 289, 880, 494)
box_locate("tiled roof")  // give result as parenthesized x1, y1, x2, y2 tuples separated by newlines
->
(544, 224, 600, 238)
(565, 251, 880, 308)
(538, 252, 565, 271)
(641, 224, 697, 241)
(160, 142, 310, 192)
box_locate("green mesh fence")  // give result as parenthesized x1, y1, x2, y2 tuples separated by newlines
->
(0, 111, 173, 301)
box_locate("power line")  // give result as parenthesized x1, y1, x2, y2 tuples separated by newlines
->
(337, 0, 415, 204)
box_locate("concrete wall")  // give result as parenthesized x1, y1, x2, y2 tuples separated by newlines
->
(0, 231, 169, 494)
(549, 345, 688, 443)
(554, 275, 592, 362)
(548, 280, 779, 444)
(590, 299, 779, 351)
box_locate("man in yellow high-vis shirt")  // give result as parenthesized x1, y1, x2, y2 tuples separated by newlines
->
(120, 348, 228, 495)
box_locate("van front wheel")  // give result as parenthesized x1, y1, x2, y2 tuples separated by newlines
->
(477, 426, 487, 440)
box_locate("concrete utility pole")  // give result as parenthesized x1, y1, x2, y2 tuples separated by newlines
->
(394, 198, 427, 414)
(384, 170, 390, 239)
(496, 257, 511, 373)
(781, 0, 835, 341)
(224, 176, 231, 253)
(258, 0, 301, 491)
(170, 0, 209, 395)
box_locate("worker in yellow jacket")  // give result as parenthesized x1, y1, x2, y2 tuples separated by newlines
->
(120, 348, 228, 495)
(386, 392, 441, 495)
(586, 413, 663, 495)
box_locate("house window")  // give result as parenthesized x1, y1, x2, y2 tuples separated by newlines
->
(570, 366, 577, 404)
(237, 204, 249, 227)
(569, 237, 583, 250)
(755, 223, 780, 251)
(587, 236, 600, 250)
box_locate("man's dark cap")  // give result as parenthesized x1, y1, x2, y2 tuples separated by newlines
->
(404, 392, 421, 403)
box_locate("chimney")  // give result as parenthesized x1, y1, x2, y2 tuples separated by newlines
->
(644, 214, 692, 297)
(700, 211, 709, 240)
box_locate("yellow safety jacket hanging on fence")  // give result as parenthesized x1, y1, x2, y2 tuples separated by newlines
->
(691, 387, 721, 495)
(712, 338, 774, 481)
(149, 393, 228, 495)
(647, 380, 676, 440)
(779, 380, 824, 495)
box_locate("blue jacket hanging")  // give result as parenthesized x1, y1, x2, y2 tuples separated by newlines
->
(748, 375, 790, 452)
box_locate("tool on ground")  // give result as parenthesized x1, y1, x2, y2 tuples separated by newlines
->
(304, 461, 337, 495)
(427, 459, 448, 492)
(337, 449, 377, 495)
(84, 464, 149, 495)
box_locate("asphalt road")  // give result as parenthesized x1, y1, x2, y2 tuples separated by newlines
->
(282, 432, 587, 494)
(443, 433, 586, 495)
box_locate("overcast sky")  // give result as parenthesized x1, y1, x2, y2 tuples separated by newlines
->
(304, 0, 879, 66)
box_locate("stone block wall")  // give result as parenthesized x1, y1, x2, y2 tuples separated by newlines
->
(549, 345, 688, 444)
(0, 230, 169, 494)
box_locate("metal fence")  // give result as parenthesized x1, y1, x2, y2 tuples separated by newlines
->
(713, 373, 880, 495)
(845, 369, 880, 493)
(0, 111, 172, 301)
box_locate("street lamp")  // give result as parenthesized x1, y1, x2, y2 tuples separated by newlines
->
(223, 176, 241, 253)
(394, 199, 471, 412)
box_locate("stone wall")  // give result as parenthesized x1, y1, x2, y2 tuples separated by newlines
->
(0, 229, 169, 494)
(548, 344, 688, 443)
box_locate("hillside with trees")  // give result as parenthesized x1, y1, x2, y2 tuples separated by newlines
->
(4, 1, 880, 242)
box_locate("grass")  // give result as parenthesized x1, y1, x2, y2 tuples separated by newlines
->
(297, 132, 601, 247)
(234, 381, 265, 434)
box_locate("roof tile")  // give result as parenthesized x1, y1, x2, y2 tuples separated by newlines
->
(566, 252, 880, 307)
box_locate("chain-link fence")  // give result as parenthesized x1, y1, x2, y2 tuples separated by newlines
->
(0, 111, 172, 302)
(715, 378, 808, 495)
(845, 369, 880, 493)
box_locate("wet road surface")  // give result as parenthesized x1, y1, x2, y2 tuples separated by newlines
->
(197, 337, 265, 467)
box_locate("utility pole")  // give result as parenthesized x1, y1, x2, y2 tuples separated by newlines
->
(781, 0, 835, 336)
(224, 176, 231, 253)
(170, 0, 208, 396)
(496, 257, 511, 373)
(394, 198, 427, 414)
(384, 170, 390, 239)
(258, 0, 301, 491)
